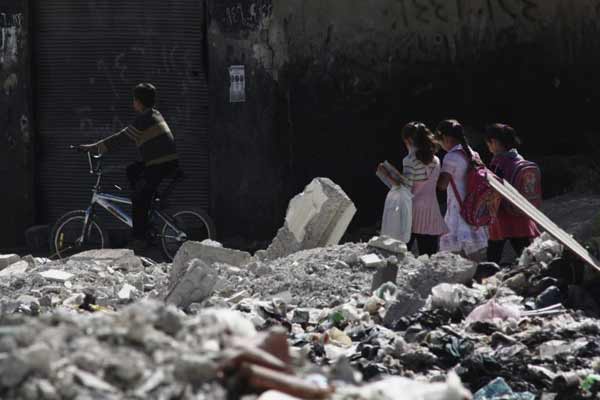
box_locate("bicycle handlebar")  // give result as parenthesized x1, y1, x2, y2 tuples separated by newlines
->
(69, 145, 102, 175)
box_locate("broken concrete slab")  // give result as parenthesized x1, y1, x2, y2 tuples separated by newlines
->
(0, 254, 20, 271)
(0, 260, 29, 278)
(257, 178, 356, 261)
(170, 241, 251, 294)
(71, 249, 135, 261)
(368, 236, 408, 257)
(166, 259, 219, 309)
(39, 270, 74, 283)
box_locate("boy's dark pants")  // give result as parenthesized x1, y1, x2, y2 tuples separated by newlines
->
(126, 161, 178, 241)
(487, 238, 532, 264)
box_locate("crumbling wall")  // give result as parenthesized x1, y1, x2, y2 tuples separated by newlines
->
(0, 0, 33, 249)
(208, 0, 600, 240)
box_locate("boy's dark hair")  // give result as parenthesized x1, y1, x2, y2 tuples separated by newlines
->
(402, 121, 436, 165)
(133, 83, 156, 108)
(485, 123, 521, 149)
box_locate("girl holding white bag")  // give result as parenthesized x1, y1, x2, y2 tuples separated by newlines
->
(401, 122, 448, 255)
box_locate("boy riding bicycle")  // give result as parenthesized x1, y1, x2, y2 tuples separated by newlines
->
(80, 83, 179, 252)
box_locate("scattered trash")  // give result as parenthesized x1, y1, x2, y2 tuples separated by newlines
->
(0, 235, 599, 399)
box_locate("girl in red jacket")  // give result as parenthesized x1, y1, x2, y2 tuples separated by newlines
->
(485, 123, 541, 264)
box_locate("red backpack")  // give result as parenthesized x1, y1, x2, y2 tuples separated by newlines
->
(496, 158, 542, 216)
(449, 151, 502, 227)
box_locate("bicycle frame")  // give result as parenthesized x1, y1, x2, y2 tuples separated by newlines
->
(79, 152, 187, 243)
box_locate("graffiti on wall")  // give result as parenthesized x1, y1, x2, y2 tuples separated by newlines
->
(0, 13, 23, 67)
(215, 0, 273, 32)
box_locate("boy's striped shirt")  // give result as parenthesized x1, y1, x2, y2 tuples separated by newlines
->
(97, 109, 178, 166)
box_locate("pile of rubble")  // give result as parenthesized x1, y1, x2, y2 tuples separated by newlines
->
(0, 249, 169, 316)
(1, 178, 600, 399)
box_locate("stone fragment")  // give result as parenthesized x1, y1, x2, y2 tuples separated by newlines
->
(0, 254, 20, 270)
(535, 286, 562, 309)
(0, 260, 29, 277)
(105, 357, 143, 385)
(259, 178, 357, 261)
(73, 367, 118, 393)
(226, 290, 250, 304)
(154, 306, 184, 336)
(166, 259, 219, 309)
(36, 379, 59, 400)
(0, 353, 31, 388)
(170, 241, 251, 293)
(368, 236, 408, 256)
(117, 284, 138, 302)
(174, 355, 217, 385)
(39, 269, 74, 283)
(505, 273, 528, 294)
(113, 255, 144, 271)
(360, 254, 386, 269)
(371, 262, 399, 292)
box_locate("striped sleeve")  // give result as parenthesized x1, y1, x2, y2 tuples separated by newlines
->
(96, 126, 137, 152)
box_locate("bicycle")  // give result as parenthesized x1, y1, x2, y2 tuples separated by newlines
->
(49, 148, 216, 261)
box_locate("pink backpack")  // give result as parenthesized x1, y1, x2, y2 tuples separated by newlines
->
(496, 158, 542, 216)
(449, 151, 502, 227)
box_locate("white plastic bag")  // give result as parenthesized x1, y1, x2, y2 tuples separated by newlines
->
(466, 299, 521, 323)
(381, 186, 412, 244)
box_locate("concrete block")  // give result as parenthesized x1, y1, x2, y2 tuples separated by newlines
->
(259, 178, 356, 261)
(0, 260, 29, 278)
(0, 254, 20, 271)
(170, 241, 251, 294)
(368, 236, 408, 256)
(166, 259, 219, 309)
(360, 254, 386, 269)
(39, 270, 74, 283)
(371, 263, 399, 292)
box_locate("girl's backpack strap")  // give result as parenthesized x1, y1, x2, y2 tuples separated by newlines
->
(449, 176, 464, 209)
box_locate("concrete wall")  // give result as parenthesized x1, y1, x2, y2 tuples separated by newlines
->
(208, 0, 600, 241)
(0, 0, 33, 248)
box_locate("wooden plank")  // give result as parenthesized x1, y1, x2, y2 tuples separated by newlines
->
(487, 175, 600, 273)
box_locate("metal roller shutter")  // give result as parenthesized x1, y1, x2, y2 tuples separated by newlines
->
(33, 0, 209, 230)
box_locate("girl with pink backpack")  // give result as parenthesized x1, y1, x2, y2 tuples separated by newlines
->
(484, 123, 541, 264)
(435, 120, 489, 258)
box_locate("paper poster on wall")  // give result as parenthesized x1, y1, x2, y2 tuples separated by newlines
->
(229, 65, 246, 103)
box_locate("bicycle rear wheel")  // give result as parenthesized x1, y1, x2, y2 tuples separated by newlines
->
(160, 207, 215, 261)
(49, 210, 108, 259)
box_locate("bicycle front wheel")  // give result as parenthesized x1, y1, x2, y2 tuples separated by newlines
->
(49, 210, 108, 259)
(160, 207, 216, 261)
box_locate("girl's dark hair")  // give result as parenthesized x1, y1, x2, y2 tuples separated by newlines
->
(402, 122, 436, 165)
(485, 123, 521, 149)
(436, 119, 479, 167)
(134, 83, 156, 108)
